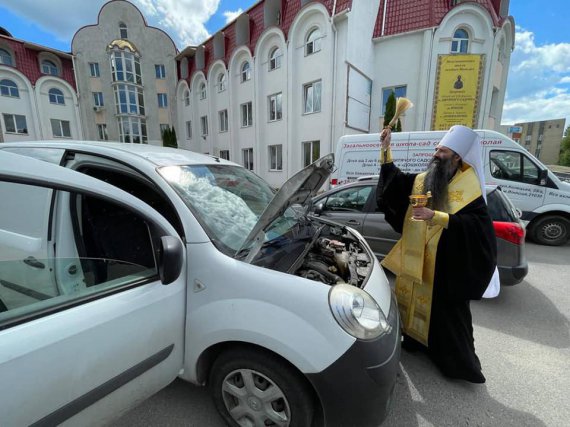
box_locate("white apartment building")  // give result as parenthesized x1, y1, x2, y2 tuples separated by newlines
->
(175, 0, 514, 187)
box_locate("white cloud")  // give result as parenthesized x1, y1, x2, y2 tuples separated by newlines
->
(0, 0, 221, 49)
(503, 26, 570, 126)
(223, 8, 243, 24)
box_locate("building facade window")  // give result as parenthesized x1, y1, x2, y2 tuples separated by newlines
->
(241, 102, 253, 127)
(243, 148, 254, 170)
(160, 124, 169, 136)
(0, 79, 19, 97)
(155, 64, 166, 79)
(268, 92, 282, 121)
(97, 124, 108, 140)
(219, 109, 228, 132)
(303, 81, 321, 114)
(47, 88, 65, 105)
(41, 60, 59, 76)
(93, 91, 104, 107)
(241, 61, 251, 82)
(3, 113, 28, 134)
(199, 83, 207, 100)
(184, 90, 190, 106)
(186, 120, 192, 139)
(269, 145, 283, 171)
(381, 85, 407, 115)
(0, 48, 13, 66)
(303, 140, 320, 166)
(220, 150, 230, 160)
(269, 47, 282, 70)
(158, 93, 168, 108)
(89, 62, 100, 77)
(113, 84, 145, 115)
(305, 28, 322, 56)
(118, 116, 147, 143)
(110, 50, 142, 85)
(119, 22, 128, 39)
(50, 119, 71, 138)
(217, 73, 226, 92)
(451, 28, 469, 53)
(200, 116, 208, 136)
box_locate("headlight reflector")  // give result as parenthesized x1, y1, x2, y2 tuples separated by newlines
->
(329, 284, 390, 340)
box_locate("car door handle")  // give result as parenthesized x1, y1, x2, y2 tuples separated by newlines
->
(347, 220, 361, 226)
(23, 256, 45, 269)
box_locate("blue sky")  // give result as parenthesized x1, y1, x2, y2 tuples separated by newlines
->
(0, 0, 568, 127)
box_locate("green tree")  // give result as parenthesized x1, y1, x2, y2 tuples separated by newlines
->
(383, 91, 403, 132)
(559, 126, 570, 166)
(383, 91, 396, 129)
(162, 126, 178, 149)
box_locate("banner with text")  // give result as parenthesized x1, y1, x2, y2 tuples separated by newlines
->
(432, 54, 484, 131)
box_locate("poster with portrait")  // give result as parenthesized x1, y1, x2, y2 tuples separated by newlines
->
(432, 54, 485, 130)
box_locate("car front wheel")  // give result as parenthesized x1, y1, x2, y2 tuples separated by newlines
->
(530, 215, 570, 246)
(209, 348, 314, 427)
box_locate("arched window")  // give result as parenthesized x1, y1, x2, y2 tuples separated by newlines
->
(0, 79, 19, 97)
(48, 88, 65, 105)
(0, 48, 13, 66)
(451, 28, 469, 53)
(305, 28, 321, 56)
(241, 61, 251, 82)
(199, 82, 207, 100)
(119, 22, 128, 39)
(184, 90, 190, 106)
(269, 47, 281, 71)
(41, 59, 59, 76)
(217, 73, 226, 92)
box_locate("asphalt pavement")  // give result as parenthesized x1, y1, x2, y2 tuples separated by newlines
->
(112, 241, 570, 427)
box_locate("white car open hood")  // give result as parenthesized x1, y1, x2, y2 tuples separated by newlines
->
(238, 154, 334, 262)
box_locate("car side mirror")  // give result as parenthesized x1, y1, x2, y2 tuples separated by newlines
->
(539, 169, 548, 186)
(158, 236, 184, 285)
(314, 203, 324, 216)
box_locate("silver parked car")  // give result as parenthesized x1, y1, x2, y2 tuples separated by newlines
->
(312, 177, 528, 286)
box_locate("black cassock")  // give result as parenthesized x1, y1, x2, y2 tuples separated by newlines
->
(377, 162, 497, 383)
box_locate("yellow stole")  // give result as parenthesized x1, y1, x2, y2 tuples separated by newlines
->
(381, 165, 482, 345)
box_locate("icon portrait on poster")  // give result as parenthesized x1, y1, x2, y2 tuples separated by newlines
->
(453, 75, 463, 90)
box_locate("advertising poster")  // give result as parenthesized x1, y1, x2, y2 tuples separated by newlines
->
(432, 54, 484, 130)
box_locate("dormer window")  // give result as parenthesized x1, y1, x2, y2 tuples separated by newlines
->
(241, 61, 251, 82)
(0, 48, 13, 66)
(269, 47, 281, 70)
(42, 60, 59, 76)
(119, 22, 128, 39)
(48, 88, 65, 105)
(305, 28, 321, 56)
(0, 79, 19, 97)
(217, 73, 226, 92)
(451, 28, 469, 53)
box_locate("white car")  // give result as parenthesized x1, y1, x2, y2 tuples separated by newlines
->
(0, 142, 400, 427)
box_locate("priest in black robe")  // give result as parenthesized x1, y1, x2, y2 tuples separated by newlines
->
(377, 125, 497, 383)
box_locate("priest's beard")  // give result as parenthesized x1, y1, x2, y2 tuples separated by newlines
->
(422, 156, 457, 211)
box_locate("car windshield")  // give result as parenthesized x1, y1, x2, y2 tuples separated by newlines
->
(158, 164, 276, 254)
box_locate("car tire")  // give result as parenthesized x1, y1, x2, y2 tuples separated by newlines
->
(209, 347, 314, 427)
(530, 215, 570, 246)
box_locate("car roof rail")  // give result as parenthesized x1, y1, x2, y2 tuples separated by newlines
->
(356, 175, 379, 181)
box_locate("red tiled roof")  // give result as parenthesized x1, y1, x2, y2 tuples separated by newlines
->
(373, 0, 502, 39)
(183, 0, 353, 83)
(0, 35, 76, 88)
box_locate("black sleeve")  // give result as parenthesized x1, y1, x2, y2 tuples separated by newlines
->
(436, 196, 498, 301)
(376, 162, 417, 233)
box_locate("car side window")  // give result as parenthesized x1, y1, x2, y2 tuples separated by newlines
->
(486, 189, 514, 222)
(490, 150, 540, 185)
(322, 186, 372, 212)
(0, 181, 159, 329)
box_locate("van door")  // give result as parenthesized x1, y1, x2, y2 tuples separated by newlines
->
(0, 152, 186, 426)
(486, 149, 546, 214)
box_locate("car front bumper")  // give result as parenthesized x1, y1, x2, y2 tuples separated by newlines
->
(306, 293, 401, 427)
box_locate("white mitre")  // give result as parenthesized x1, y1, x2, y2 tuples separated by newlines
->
(439, 125, 500, 298)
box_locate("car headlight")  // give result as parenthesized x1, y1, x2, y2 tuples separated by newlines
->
(329, 284, 391, 340)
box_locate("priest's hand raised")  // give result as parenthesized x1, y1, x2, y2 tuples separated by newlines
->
(380, 127, 392, 149)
